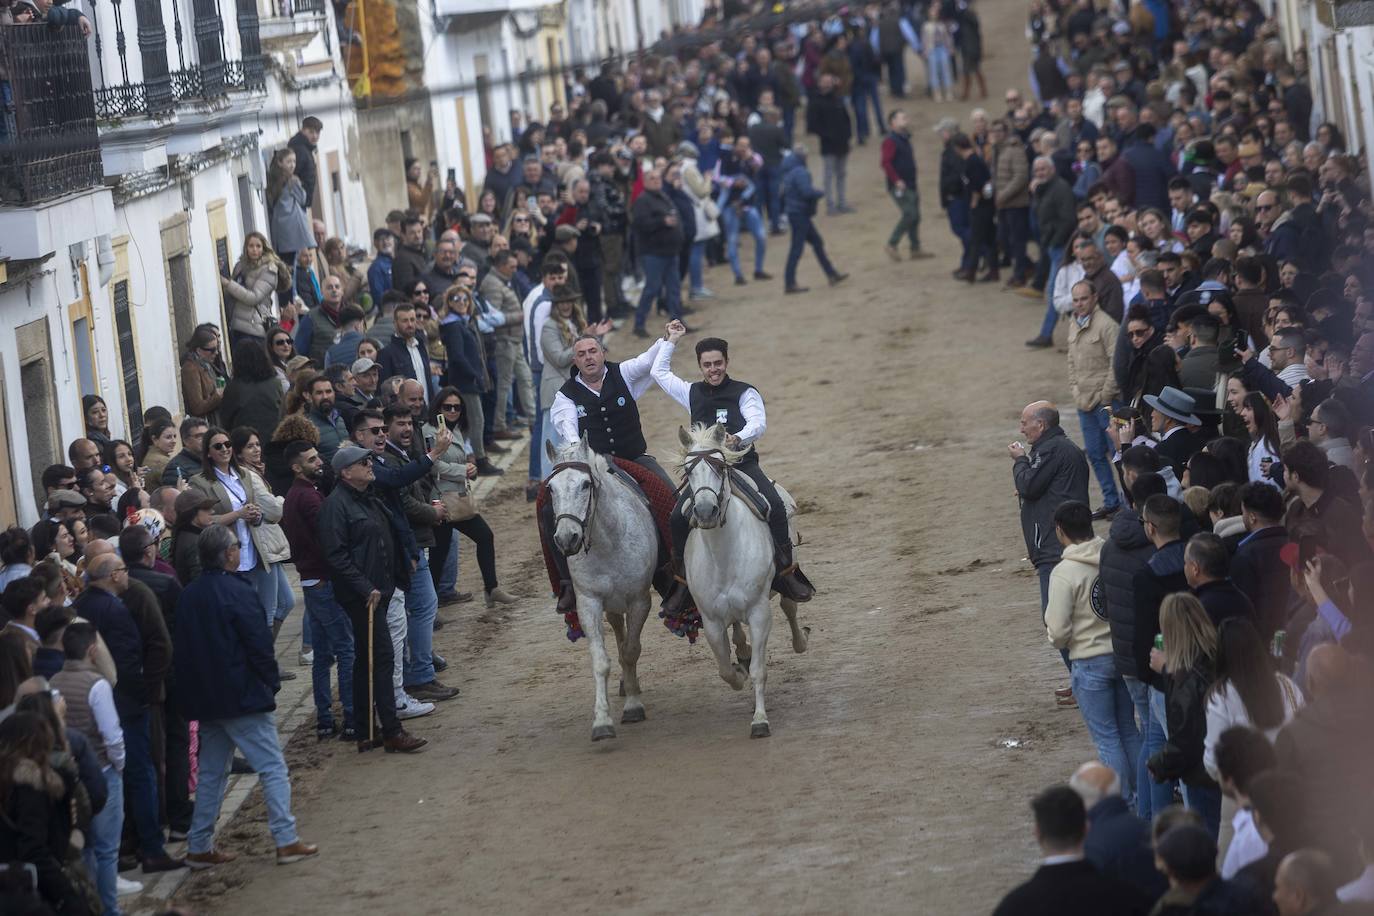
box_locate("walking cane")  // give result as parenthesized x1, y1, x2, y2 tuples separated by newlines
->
(366, 590, 379, 747)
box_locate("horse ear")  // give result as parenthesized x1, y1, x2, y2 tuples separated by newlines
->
(545, 439, 557, 462)
(678, 426, 692, 448)
(711, 424, 725, 444)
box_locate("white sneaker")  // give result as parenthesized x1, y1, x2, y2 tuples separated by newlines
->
(116, 875, 143, 896)
(396, 695, 435, 719)
(298, 648, 313, 667)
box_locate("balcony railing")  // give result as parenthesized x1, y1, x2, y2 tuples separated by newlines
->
(0, 23, 104, 205)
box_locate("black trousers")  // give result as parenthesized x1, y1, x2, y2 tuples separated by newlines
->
(340, 589, 401, 738)
(577, 263, 604, 324)
(154, 696, 192, 832)
(670, 457, 789, 555)
(430, 517, 497, 593)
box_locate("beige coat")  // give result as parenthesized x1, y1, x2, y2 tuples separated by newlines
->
(222, 258, 281, 340)
(1066, 307, 1120, 412)
(188, 465, 288, 564)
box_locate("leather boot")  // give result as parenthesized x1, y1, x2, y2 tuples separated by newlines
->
(539, 499, 577, 616)
(660, 555, 695, 618)
(771, 542, 815, 602)
(383, 730, 428, 753)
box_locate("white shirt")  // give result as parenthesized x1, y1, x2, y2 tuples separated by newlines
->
(1202, 676, 1303, 781)
(550, 339, 663, 445)
(651, 340, 767, 444)
(214, 467, 257, 572)
(87, 677, 126, 772)
(1276, 361, 1310, 388)
(521, 283, 552, 367)
(404, 336, 429, 402)
(1339, 865, 1374, 903)
(1220, 808, 1266, 879)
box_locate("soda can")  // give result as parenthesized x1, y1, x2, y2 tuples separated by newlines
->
(1272, 630, 1286, 659)
(431, 499, 443, 511)
(1153, 634, 1164, 651)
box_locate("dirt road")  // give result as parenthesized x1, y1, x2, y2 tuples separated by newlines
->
(177, 7, 1106, 912)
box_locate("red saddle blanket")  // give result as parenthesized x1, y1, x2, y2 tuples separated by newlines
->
(536, 457, 677, 596)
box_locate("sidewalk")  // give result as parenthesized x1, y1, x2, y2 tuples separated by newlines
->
(125, 431, 531, 915)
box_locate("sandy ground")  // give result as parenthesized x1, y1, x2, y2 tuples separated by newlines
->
(173, 6, 1114, 912)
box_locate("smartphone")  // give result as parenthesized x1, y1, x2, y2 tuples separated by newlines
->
(438, 413, 448, 433)
(447, 167, 456, 183)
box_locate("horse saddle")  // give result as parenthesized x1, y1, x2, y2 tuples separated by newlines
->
(726, 469, 776, 522)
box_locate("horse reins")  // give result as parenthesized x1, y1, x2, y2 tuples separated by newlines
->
(547, 460, 599, 553)
(680, 449, 731, 526)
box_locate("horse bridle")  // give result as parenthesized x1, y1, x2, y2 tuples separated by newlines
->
(680, 448, 730, 526)
(547, 460, 599, 553)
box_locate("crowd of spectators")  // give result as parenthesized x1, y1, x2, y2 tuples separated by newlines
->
(999, 0, 1374, 911)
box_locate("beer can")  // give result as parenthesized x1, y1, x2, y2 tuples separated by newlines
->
(1153, 634, 1164, 652)
(1271, 630, 1286, 659)
(431, 499, 443, 510)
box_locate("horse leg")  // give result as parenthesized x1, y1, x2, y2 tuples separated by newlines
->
(702, 614, 746, 691)
(746, 598, 774, 737)
(578, 598, 616, 741)
(781, 597, 810, 654)
(619, 592, 650, 724)
(730, 621, 752, 668)
(607, 612, 628, 698)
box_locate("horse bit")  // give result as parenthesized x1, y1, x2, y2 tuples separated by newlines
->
(547, 461, 600, 553)
(679, 449, 730, 526)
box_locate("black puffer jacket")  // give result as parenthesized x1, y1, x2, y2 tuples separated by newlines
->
(1013, 425, 1090, 567)
(1099, 508, 1153, 680)
(1148, 661, 1216, 789)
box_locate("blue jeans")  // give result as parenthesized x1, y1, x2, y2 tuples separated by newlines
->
(1071, 654, 1143, 809)
(189, 712, 297, 853)
(243, 561, 276, 629)
(437, 537, 458, 597)
(304, 582, 354, 730)
(688, 240, 707, 292)
(83, 765, 123, 916)
(1078, 407, 1122, 510)
(633, 253, 682, 330)
(527, 367, 543, 480)
(403, 552, 438, 686)
(850, 80, 883, 142)
(947, 198, 972, 268)
(1126, 675, 1174, 819)
(784, 213, 837, 288)
(782, 106, 796, 146)
(756, 165, 783, 231)
(721, 204, 767, 279)
(1038, 245, 1065, 339)
(122, 710, 169, 859)
(1184, 781, 1223, 839)
(927, 46, 953, 93)
(997, 207, 1032, 279)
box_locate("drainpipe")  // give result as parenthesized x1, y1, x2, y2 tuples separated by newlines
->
(95, 234, 116, 288)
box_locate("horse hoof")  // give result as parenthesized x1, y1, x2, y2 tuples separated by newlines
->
(591, 724, 617, 742)
(750, 722, 771, 739)
(621, 707, 646, 724)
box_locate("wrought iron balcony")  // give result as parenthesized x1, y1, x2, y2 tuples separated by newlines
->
(0, 23, 104, 205)
(88, 0, 175, 120)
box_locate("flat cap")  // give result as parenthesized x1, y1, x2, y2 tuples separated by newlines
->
(351, 357, 378, 375)
(47, 490, 87, 511)
(173, 490, 217, 517)
(554, 224, 581, 241)
(331, 445, 372, 472)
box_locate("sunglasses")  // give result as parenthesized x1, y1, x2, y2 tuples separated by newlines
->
(1128, 328, 1153, 338)
(272, 338, 292, 347)
(210, 441, 232, 451)
(514, 216, 530, 222)
(414, 288, 430, 296)
(363, 426, 384, 435)
(440, 402, 462, 411)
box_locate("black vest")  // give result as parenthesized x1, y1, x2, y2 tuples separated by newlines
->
(558, 362, 647, 459)
(884, 131, 917, 188)
(689, 376, 759, 463)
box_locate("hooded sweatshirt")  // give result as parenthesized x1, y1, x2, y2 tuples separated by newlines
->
(1045, 536, 1112, 660)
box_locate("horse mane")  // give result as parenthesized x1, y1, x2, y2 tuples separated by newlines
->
(676, 423, 751, 467)
(554, 437, 610, 478)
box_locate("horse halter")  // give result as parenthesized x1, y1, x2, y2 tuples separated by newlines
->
(547, 460, 599, 553)
(680, 448, 730, 527)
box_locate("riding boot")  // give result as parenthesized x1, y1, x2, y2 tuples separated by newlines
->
(771, 541, 815, 602)
(538, 499, 577, 616)
(660, 554, 696, 618)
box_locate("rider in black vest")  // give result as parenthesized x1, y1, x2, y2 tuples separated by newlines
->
(651, 324, 815, 616)
(541, 330, 675, 614)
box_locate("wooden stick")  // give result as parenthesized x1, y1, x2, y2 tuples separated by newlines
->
(366, 590, 379, 746)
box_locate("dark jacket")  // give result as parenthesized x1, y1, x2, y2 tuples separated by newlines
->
(805, 89, 852, 157)
(0, 759, 88, 914)
(287, 130, 318, 203)
(1085, 796, 1168, 901)
(127, 562, 182, 636)
(379, 442, 440, 550)
(439, 316, 488, 394)
(991, 860, 1149, 916)
(392, 243, 429, 294)
(1013, 426, 1091, 567)
(72, 586, 147, 718)
(221, 375, 285, 445)
(1156, 427, 1206, 478)
(119, 578, 173, 705)
(1177, 344, 1219, 390)
(780, 153, 824, 218)
(377, 332, 436, 400)
(160, 448, 203, 487)
(1231, 525, 1289, 640)
(938, 142, 964, 208)
(1149, 660, 1216, 788)
(1149, 876, 1271, 916)
(1192, 578, 1255, 629)
(1131, 540, 1187, 689)
(317, 481, 412, 602)
(1117, 331, 1179, 407)
(1121, 138, 1174, 212)
(281, 477, 328, 581)
(173, 568, 278, 721)
(1034, 175, 1077, 249)
(665, 185, 697, 250)
(631, 188, 685, 258)
(172, 525, 203, 585)
(1099, 509, 1154, 680)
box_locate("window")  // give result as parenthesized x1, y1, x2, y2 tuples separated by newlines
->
(16, 319, 58, 508)
(112, 278, 144, 446)
(237, 173, 256, 237)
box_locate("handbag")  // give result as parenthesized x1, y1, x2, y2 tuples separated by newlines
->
(441, 489, 478, 522)
(702, 197, 721, 221)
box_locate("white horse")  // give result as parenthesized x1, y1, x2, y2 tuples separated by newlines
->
(677, 424, 809, 738)
(545, 435, 658, 741)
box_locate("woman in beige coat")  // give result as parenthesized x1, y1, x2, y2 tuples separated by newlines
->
(221, 231, 284, 346)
